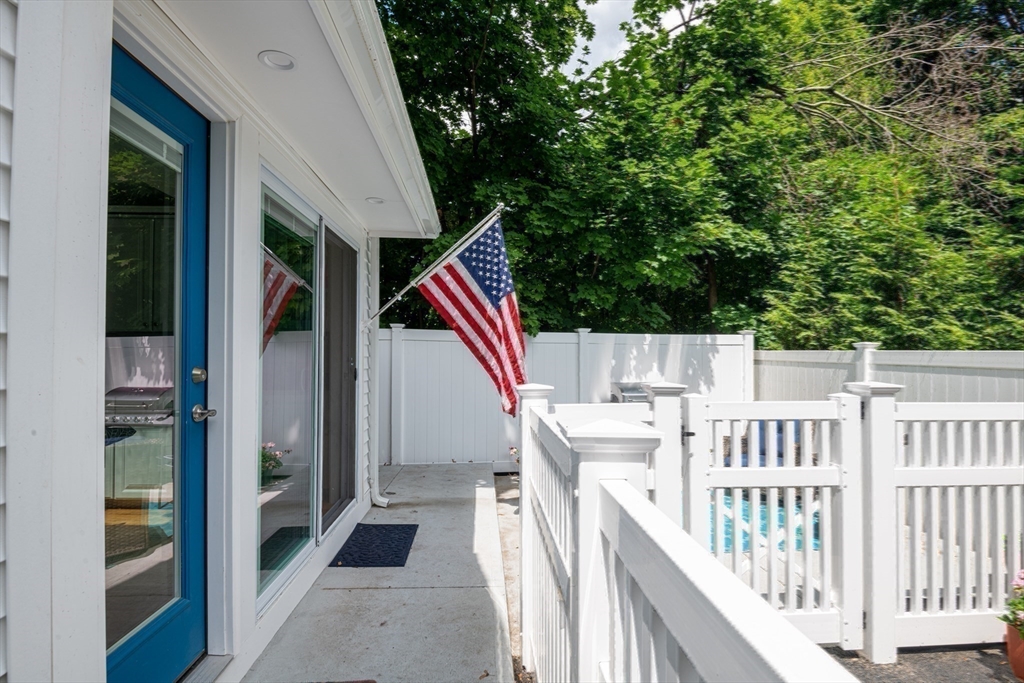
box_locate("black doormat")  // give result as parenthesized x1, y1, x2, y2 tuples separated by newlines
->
(260, 526, 310, 571)
(331, 523, 418, 567)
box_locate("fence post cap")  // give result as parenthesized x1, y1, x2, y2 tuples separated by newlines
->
(565, 419, 663, 454)
(739, 329, 756, 336)
(843, 381, 903, 397)
(517, 383, 554, 400)
(390, 323, 406, 329)
(827, 391, 861, 400)
(575, 327, 591, 333)
(643, 382, 688, 399)
(852, 341, 880, 350)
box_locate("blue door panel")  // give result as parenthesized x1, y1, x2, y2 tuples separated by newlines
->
(108, 44, 209, 683)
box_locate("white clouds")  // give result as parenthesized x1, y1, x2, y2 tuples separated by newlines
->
(564, 1, 682, 78)
(565, 0, 634, 76)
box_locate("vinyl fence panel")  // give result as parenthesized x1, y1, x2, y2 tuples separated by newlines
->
(379, 329, 751, 466)
(755, 348, 1024, 403)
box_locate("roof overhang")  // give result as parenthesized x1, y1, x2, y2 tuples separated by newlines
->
(159, 0, 439, 238)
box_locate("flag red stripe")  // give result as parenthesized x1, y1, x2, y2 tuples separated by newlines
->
(441, 262, 521, 397)
(262, 257, 301, 353)
(263, 279, 298, 350)
(499, 297, 527, 385)
(421, 272, 518, 414)
(443, 263, 502, 338)
(427, 273, 511, 389)
(422, 274, 509, 395)
(418, 280, 513, 413)
(264, 269, 288, 319)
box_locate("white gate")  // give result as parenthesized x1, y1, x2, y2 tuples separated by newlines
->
(682, 395, 865, 650)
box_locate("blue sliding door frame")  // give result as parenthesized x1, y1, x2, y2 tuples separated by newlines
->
(107, 44, 209, 683)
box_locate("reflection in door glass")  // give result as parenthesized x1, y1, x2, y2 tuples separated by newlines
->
(259, 185, 316, 595)
(104, 100, 182, 649)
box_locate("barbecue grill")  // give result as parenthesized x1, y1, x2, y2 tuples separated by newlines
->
(105, 386, 174, 426)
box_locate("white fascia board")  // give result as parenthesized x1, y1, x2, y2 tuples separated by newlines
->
(309, 0, 440, 239)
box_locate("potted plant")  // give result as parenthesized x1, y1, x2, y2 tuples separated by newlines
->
(1002, 569, 1024, 681)
(260, 442, 290, 487)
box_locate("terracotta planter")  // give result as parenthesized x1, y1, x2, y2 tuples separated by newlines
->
(1009, 624, 1024, 682)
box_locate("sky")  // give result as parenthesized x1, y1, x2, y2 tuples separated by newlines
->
(566, 1, 679, 77)
(566, 0, 636, 74)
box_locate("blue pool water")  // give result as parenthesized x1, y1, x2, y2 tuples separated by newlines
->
(711, 492, 820, 553)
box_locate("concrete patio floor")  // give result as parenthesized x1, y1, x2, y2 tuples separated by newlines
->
(243, 464, 514, 683)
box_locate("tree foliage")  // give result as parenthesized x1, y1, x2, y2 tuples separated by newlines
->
(378, 0, 1024, 349)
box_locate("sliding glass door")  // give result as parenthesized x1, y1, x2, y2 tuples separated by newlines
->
(258, 184, 317, 597)
(257, 176, 360, 602)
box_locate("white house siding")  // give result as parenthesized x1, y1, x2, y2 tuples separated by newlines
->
(0, 0, 14, 676)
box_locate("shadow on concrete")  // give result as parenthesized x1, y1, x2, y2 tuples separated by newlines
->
(243, 464, 513, 683)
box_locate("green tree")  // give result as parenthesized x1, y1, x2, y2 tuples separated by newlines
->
(376, 0, 593, 333)
(379, 0, 1024, 349)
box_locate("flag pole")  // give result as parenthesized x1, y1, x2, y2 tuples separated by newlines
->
(363, 203, 504, 330)
(263, 245, 314, 294)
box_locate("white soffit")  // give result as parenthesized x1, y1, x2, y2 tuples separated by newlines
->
(163, 0, 439, 238)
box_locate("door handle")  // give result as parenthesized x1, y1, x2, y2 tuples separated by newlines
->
(192, 404, 218, 422)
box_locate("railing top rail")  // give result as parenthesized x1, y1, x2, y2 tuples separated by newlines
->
(534, 410, 573, 476)
(599, 480, 857, 683)
(894, 401, 1024, 421)
(706, 400, 840, 421)
(550, 402, 652, 428)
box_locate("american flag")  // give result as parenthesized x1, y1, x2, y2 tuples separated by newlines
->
(263, 251, 301, 352)
(418, 217, 527, 415)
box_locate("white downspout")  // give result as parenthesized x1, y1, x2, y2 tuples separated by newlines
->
(367, 236, 389, 507)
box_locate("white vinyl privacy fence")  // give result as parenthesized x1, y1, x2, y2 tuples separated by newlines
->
(755, 343, 1024, 402)
(378, 327, 753, 468)
(518, 385, 856, 683)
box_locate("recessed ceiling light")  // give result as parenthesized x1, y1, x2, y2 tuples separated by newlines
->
(258, 50, 295, 71)
(365, 197, 386, 205)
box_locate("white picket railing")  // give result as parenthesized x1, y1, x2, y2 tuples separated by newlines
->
(524, 401, 574, 683)
(681, 395, 864, 650)
(682, 383, 1024, 664)
(599, 479, 855, 683)
(519, 384, 857, 683)
(521, 379, 1024, 677)
(856, 392, 1024, 659)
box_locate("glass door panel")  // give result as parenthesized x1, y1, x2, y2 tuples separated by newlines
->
(259, 184, 317, 596)
(105, 99, 182, 649)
